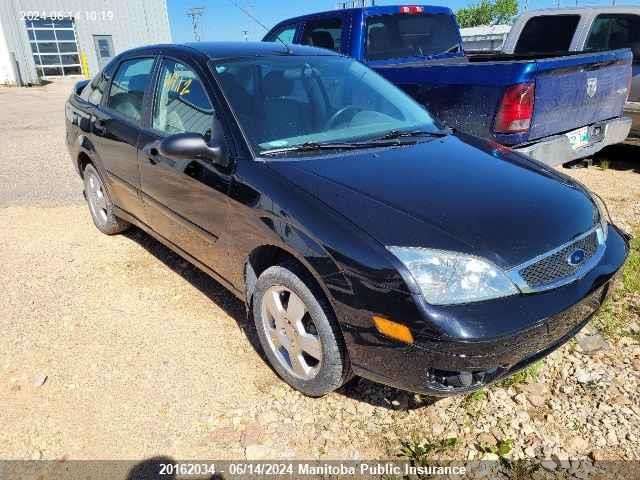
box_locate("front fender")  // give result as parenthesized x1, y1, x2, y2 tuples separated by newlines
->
(243, 218, 352, 313)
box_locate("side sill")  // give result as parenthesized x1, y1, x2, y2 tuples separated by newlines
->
(113, 206, 245, 301)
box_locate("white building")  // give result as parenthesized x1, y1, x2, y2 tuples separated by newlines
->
(0, 0, 171, 85)
(460, 24, 511, 52)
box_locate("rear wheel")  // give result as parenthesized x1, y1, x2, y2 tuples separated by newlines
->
(252, 262, 350, 397)
(83, 164, 130, 235)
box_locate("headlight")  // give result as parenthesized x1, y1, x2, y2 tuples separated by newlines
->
(387, 247, 519, 305)
(591, 193, 609, 241)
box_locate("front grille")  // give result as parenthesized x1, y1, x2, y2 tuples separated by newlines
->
(519, 230, 599, 288)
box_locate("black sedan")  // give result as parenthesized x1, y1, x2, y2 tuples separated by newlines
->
(65, 42, 629, 396)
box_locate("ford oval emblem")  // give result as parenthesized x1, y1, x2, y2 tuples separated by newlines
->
(567, 249, 587, 266)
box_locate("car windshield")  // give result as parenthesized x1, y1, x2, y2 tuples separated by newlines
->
(212, 55, 440, 155)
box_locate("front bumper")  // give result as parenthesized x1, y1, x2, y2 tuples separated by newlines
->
(514, 117, 632, 167)
(347, 225, 629, 396)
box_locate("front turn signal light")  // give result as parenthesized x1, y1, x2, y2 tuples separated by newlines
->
(373, 316, 414, 344)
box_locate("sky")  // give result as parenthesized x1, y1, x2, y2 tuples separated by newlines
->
(167, 0, 640, 43)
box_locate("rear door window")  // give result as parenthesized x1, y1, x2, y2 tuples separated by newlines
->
(366, 13, 460, 61)
(301, 17, 343, 53)
(586, 14, 640, 62)
(106, 57, 155, 123)
(514, 15, 580, 53)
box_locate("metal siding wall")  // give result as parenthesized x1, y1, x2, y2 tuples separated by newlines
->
(0, 0, 39, 84)
(0, 15, 17, 83)
(0, 0, 171, 84)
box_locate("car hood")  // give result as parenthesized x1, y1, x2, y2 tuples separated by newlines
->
(266, 133, 597, 269)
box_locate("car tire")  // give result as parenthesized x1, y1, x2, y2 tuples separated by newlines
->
(83, 164, 130, 235)
(252, 261, 351, 397)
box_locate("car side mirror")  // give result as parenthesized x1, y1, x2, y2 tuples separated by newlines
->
(159, 132, 229, 168)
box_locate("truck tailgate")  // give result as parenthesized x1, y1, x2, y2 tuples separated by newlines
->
(529, 49, 632, 140)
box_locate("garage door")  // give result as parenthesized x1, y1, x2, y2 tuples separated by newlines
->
(26, 17, 81, 78)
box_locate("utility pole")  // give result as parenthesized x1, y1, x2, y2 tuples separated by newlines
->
(186, 7, 205, 42)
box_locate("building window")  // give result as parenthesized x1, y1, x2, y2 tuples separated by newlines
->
(26, 17, 81, 78)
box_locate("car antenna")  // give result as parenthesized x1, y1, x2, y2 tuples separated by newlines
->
(226, 0, 293, 54)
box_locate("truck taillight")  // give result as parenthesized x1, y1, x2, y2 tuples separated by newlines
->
(399, 5, 424, 14)
(494, 82, 535, 134)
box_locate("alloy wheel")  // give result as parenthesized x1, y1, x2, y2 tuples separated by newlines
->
(260, 285, 323, 380)
(86, 171, 108, 226)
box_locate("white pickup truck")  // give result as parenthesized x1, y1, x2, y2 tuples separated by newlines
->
(502, 6, 640, 143)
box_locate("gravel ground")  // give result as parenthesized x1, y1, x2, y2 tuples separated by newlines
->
(1, 80, 639, 467)
(0, 79, 83, 207)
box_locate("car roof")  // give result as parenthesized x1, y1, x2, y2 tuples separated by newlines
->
(121, 41, 341, 60)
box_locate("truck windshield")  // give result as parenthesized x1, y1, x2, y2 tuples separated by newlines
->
(213, 55, 439, 155)
(366, 13, 461, 61)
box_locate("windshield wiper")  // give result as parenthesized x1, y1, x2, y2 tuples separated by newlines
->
(375, 129, 450, 141)
(260, 140, 406, 156)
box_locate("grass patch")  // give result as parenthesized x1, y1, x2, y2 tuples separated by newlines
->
(463, 388, 487, 406)
(593, 226, 640, 340)
(397, 437, 459, 466)
(621, 229, 640, 294)
(495, 360, 544, 388)
(477, 438, 514, 458)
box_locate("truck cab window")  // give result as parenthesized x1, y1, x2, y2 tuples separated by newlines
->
(515, 15, 580, 53)
(366, 13, 460, 61)
(301, 18, 343, 52)
(586, 14, 640, 62)
(265, 24, 296, 44)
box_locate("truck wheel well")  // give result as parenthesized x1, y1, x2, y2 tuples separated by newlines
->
(77, 152, 92, 178)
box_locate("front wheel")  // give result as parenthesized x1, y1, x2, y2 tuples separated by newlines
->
(83, 164, 130, 235)
(252, 262, 351, 397)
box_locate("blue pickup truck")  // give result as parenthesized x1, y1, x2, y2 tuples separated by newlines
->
(264, 5, 633, 166)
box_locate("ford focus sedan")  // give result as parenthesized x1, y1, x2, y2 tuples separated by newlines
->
(65, 42, 629, 397)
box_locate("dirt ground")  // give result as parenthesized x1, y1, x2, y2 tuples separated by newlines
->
(1, 80, 639, 463)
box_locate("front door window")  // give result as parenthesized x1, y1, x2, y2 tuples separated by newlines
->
(152, 59, 214, 139)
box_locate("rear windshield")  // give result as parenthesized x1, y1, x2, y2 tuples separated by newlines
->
(515, 15, 580, 53)
(366, 13, 461, 61)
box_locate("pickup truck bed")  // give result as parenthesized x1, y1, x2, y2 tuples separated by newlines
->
(378, 49, 631, 145)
